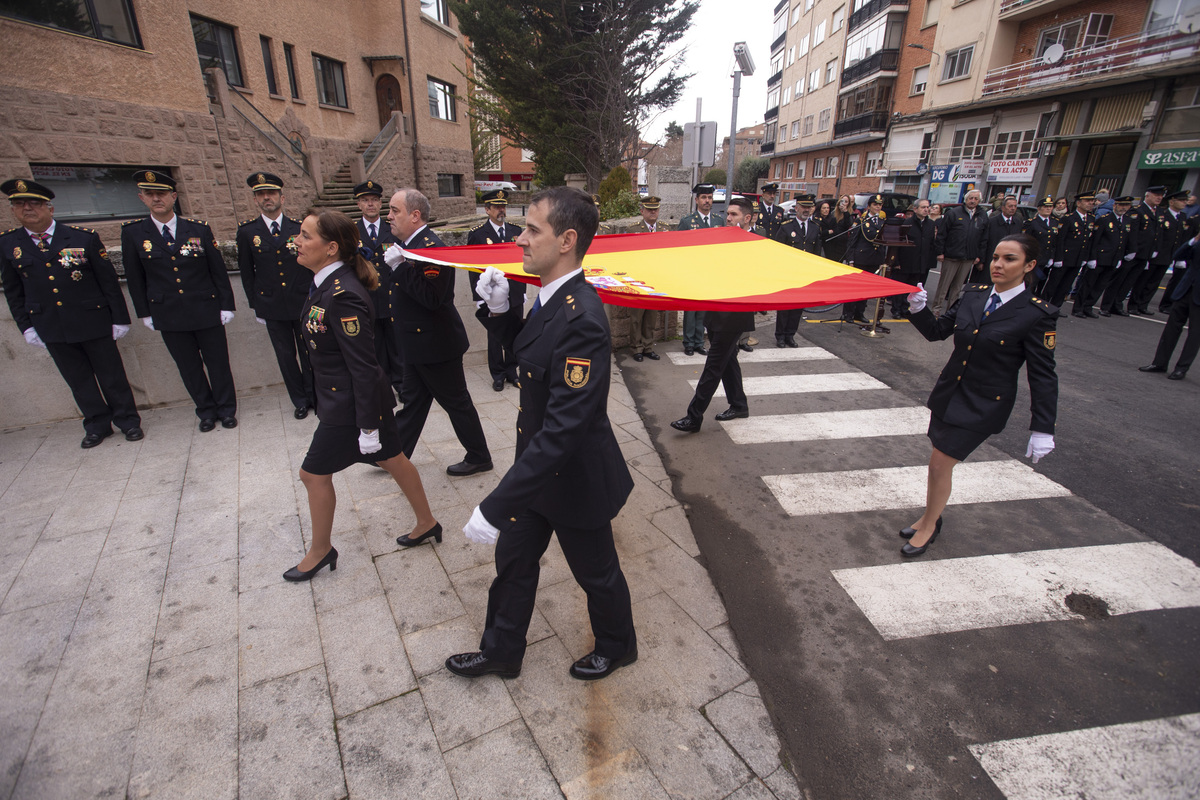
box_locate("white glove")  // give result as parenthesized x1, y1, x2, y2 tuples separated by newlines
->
(220, 310, 234, 325)
(1086, 260, 1097, 269)
(1052, 261, 1063, 268)
(383, 244, 404, 271)
(477, 266, 510, 314)
(255, 316, 267, 325)
(1174, 261, 1187, 268)
(1026, 432, 1055, 464)
(463, 505, 500, 545)
(141, 317, 155, 331)
(112, 324, 130, 340)
(23, 328, 45, 348)
(358, 429, 381, 455)
(1122, 253, 1135, 261)
(1152, 251, 1158, 259)
(907, 282, 927, 314)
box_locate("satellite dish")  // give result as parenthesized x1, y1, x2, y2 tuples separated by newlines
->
(1042, 43, 1066, 65)
(1179, 11, 1200, 34)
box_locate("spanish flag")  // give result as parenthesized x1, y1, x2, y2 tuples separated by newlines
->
(399, 226, 912, 311)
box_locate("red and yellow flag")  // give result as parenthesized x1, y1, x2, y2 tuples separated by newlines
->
(399, 226, 913, 311)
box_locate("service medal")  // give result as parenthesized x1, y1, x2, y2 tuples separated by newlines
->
(253, 235, 261, 247)
(71, 270, 83, 281)
(12, 247, 20, 259)
(143, 240, 152, 252)
(286, 236, 297, 253)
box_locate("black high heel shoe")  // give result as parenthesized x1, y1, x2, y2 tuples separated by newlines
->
(397, 522, 443, 548)
(900, 516, 942, 540)
(283, 546, 338, 582)
(900, 518, 943, 557)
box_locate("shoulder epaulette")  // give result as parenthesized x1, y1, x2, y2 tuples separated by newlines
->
(331, 278, 346, 296)
(0, 227, 17, 236)
(563, 292, 584, 320)
(469, 222, 487, 232)
(1029, 295, 1057, 315)
(965, 283, 991, 291)
(287, 216, 301, 224)
(121, 218, 142, 227)
(184, 217, 208, 226)
(239, 217, 258, 226)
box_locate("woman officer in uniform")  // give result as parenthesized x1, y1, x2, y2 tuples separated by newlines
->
(900, 233, 1059, 557)
(286, 208, 439, 581)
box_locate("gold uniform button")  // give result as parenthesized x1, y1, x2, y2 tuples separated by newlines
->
(973, 329, 979, 334)
(967, 345, 972, 350)
(176, 278, 181, 283)
(56, 301, 62, 306)
(179, 289, 184, 293)
(510, 517, 516, 522)
(173, 267, 179, 272)
(527, 371, 532, 377)
(331, 387, 337, 391)
(48, 275, 54, 281)
(282, 282, 287, 287)
(170, 257, 175, 261)
(962, 360, 967, 365)
(956, 375, 961, 381)
(518, 427, 522, 433)
(996, 395, 1002, 400)
(1000, 340, 1005, 345)
(52, 288, 58, 293)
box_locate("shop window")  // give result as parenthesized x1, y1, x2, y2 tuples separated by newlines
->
(437, 173, 462, 197)
(1080, 141, 1135, 194)
(313, 54, 348, 108)
(192, 15, 243, 86)
(4, 0, 141, 47)
(428, 77, 457, 121)
(941, 45, 973, 81)
(29, 165, 169, 222)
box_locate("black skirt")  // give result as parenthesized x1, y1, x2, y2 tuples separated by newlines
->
(927, 414, 990, 462)
(300, 415, 404, 475)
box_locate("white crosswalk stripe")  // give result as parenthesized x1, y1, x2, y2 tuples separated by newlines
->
(692, 372, 889, 398)
(667, 347, 838, 366)
(762, 460, 1070, 517)
(831, 541, 1200, 640)
(970, 713, 1200, 800)
(721, 406, 930, 444)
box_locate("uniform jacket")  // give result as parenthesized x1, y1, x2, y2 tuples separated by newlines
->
(302, 264, 394, 428)
(676, 210, 725, 230)
(1152, 209, 1195, 267)
(1, 223, 130, 343)
(940, 206, 988, 261)
(1171, 239, 1200, 304)
(897, 215, 939, 276)
(1126, 202, 1159, 260)
(910, 284, 1058, 436)
(820, 213, 853, 263)
(1055, 211, 1097, 266)
(391, 225, 470, 363)
(981, 213, 1024, 264)
(478, 272, 633, 533)
(1093, 212, 1135, 267)
(121, 216, 235, 331)
(758, 203, 786, 239)
(774, 216, 821, 254)
(845, 213, 887, 268)
(632, 220, 661, 234)
(1022, 214, 1059, 271)
(356, 216, 397, 323)
(236, 215, 309, 319)
(465, 220, 526, 306)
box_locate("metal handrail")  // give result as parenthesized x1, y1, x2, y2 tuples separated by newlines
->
(842, 49, 900, 86)
(848, 0, 908, 33)
(363, 113, 399, 172)
(216, 71, 309, 173)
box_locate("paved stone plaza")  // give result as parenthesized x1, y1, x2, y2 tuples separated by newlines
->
(0, 358, 801, 800)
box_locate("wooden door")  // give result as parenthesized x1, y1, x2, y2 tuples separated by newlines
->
(375, 75, 403, 129)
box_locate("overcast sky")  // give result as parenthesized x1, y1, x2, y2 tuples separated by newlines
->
(643, 0, 773, 144)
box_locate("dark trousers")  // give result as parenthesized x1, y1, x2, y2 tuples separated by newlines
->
(1073, 264, 1116, 312)
(264, 318, 314, 410)
(1151, 298, 1200, 372)
(686, 328, 747, 423)
(1103, 258, 1145, 312)
(774, 309, 803, 339)
(485, 306, 522, 380)
(1044, 262, 1083, 307)
(1131, 261, 1171, 312)
(890, 269, 922, 313)
(480, 509, 635, 663)
(372, 319, 405, 394)
(45, 337, 140, 435)
(160, 326, 237, 420)
(1161, 267, 1188, 311)
(395, 357, 490, 463)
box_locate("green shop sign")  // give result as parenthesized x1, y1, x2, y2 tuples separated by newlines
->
(1139, 147, 1200, 169)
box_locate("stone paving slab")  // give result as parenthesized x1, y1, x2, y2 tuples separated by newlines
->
(0, 358, 802, 799)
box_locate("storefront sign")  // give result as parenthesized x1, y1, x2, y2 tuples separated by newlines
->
(957, 159, 986, 181)
(987, 159, 1038, 182)
(931, 162, 987, 183)
(1139, 147, 1200, 169)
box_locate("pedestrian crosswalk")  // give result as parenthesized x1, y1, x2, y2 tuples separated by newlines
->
(667, 347, 839, 365)
(692, 372, 889, 397)
(722, 406, 930, 444)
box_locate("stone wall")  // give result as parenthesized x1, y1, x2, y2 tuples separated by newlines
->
(650, 165, 694, 225)
(414, 141, 477, 220)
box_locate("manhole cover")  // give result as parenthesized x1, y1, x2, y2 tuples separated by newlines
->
(1065, 592, 1110, 619)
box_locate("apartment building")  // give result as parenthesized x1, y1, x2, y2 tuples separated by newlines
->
(0, 0, 475, 244)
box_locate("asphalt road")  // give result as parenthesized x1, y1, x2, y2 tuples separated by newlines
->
(619, 281, 1200, 799)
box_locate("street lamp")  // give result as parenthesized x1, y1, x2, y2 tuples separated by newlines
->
(906, 42, 941, 65)
(724, 42, 755, 209)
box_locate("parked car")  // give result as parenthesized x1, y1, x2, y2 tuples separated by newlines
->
(853, 192, 917, 217)
(475, 180, 517, 192)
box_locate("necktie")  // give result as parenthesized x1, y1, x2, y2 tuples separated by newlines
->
(985, 294, 1000, 316)
(703, 216, 709, 226)
(308, 281, 318, 299)
(528, 295, 542, 320)
(162, 225, 174, 247)
(368, 222, 377, 241)
(271, 221, 280, 237)
(801, 221, 807, 238)
(498, 225, 505, 240)
(34, 232, 49, 251)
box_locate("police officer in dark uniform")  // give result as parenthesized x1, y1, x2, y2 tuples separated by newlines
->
(1140, 229, 1200, 380)
(1131, 189, 1194, 315)
(758, 183, 785, 239)
(1, 178, 142, 447)
(843, 194, 887, 323)
(1041, 191, 1097, 310)
(236, 172, 313, 418)
(1154, 190, 1198, 314)
(773, 193, 820, 345)
(384, 188, 492, 476)
(676, 183, 725, 355)
(121, 170, 238, 431)
(353, 180, 403, 396)
(1022, 195, 1059, 289)
(1104, 186, 1163, 316)
(447, 187, 636, 681)
(467, 189, 525, 390)
(1074, 195, 1134, 318)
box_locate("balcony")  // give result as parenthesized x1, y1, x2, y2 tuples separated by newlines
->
(761, 141, 776, 155)
(772, 32, 787, 53)
(767, 70, 783, 88)
(764, 105, 780, 122)
(834, 110, 890, 139)
(999, 0, 1080, 22)
(842, 49, 899, 86)
(981, 29, 1200, 98)
(848, 0, 908, 33)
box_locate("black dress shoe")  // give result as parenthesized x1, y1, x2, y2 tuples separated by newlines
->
(1168, 369, 1187, 381)
(446, 651, 521, 679)
(785, 337, 799, 347)
(737, 343, 753, 352)
(493, 376, 506, 391)
(1084, 309, 1098, 318)
(1138, 364, 1167, 373)
(123, 427, 144, 442)
(283, 547, 338, 582)
(1057, 312, 1068, 318)
(81, 430, 112, 449)
(684, 346, 694, 356)
(397, 522, 443, 547)
(899, 516, 942, 540)
(1139, 308, 1155, 316)
(853, 316, 870, 324)
(1112, 308, 1129, 316)
(643, 350, 660, 360)
(198, 419, 217, 432)
(901, 519, 943, 557)
(1071, 311, 1086, 318)
(506, 375, 521, 388)
(1098, 310, 1112, 317)
(775, 338, 786, 348)
(220, 416, 238, 429)
(715, 407, 749, 421)
(569, 648, 638, 681)
(632, 352, 644, 362)
(670, 416, 701, 433)
(294, 406, 309, 419)
(447, 459, 493, 476)
(694, 346, 707, 355)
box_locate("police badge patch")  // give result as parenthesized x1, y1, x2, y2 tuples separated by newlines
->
(253, 235, 261, 247)
(341, 316, 360, 336)
(1043, 331, 1056, 350)
(564, 357, 590, 388)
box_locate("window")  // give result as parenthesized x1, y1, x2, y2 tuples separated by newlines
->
(818, 108, 832, 131)
(796, 80, 804, 97)
(846, 154, 860, 176)
(778, 124, 787, 144)
(993, 129, 1037, 159)
(844, 14, 906, 69)
(3, 0, 140, 47)
(920, 132, 936, 163)
(942, 45, 973, 81)
(313, 54, 348, 107)
(814, 21, 826, 46)
(786, 161, 795, 179)
(422, 0, 451, 26)
(912, 65, 929, 94)
(826, 59, 838, 84)
(774, 162, 783, 179)
(437, 173, 462, 197)
(788, 46, 795, 67)
(813, 158, 825, 178)
(771, 52, 784, 76)
(1147, 0, 1194, 34)
(260, 37, 279, 95)
(949, 126, 990, 161)
(837, 80, 893, 120)
(806, 0, 814, 11)
(798, 35, 809, 57)
(923, 0, 941, 25)
(773, 10, 788, 40)
(768, 87, 781, 108)
(283, 44, 300, 99)
(827, 156, 839, 177)
(791, 120, 801, 139)
(1080, 13, 1113, 49)
(1037, 20, 1082, 58)
(809, 70, 820, 92)
(783, 87, 791, 105)
(792, 6, 802, 25)
(428, 77, 457, 121)
(191, 15, 243, 86)
(865, 151, 881, 175)
(832, 6, 846, 31)
(30, 164, 167, 222)
(796, 161, 807, 179)
(803, 115, 815, 136)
